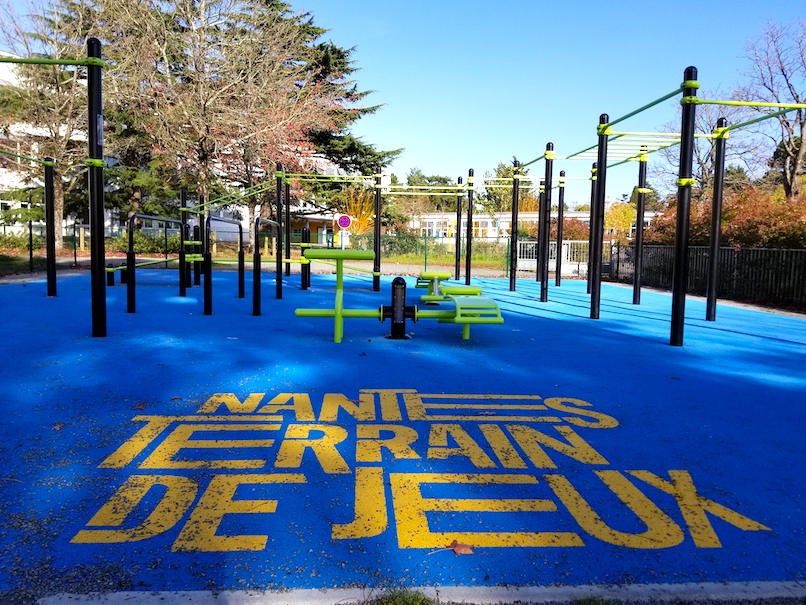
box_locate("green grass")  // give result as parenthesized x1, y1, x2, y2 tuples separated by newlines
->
(0, 253, 47, 276)
(363, 589, 437, 605)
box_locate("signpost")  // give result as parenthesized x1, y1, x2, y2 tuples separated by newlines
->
(337, 214, 352, 249)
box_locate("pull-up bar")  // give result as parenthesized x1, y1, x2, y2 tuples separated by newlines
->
(0, 41, 105, 335)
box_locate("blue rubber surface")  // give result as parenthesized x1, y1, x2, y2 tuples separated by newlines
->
(0, 270, 804, 594)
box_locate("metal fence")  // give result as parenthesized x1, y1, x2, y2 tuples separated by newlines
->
(611, 245, 806, 310)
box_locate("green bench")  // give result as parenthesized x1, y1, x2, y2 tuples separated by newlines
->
(415, 270, 483, 302)
(417, 294, 504, 339)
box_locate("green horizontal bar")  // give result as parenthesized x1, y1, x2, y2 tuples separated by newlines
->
(342, 308, 382, 319)
(0, 56, 102, 67)
(609, 86, 684, 128)
(722, 107, 797, 133)
(296, 308, 336, 318)
(0, 147, 54, 166)
(304, 249, 375, 261)
(690, 98, 806, 110)
(564, 142, 599, 161)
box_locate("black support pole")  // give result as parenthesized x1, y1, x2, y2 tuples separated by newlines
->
(252, 218, 282, 312)
(464, 169, 474, 285)
(670, 67, 699, 346)
(196, 195, 205, 285)
(253, 217, 261, 317)
(373, 174, 382, 291)
(276, 164, 284, 300)
(275, 223, 283, 300)
(179, 189, 187, 297)
(590, 116, 609, 320)
(509, 161, 520, 292)
(203, 236, 212, 316)
(587, 163, 597, 293)
(44, 157, 56, 297)
(87, 38, 106, 337)
(536, 180, 545, 283)
(540, 143, 554, 302)
(454, 176, 463, 281)
(633, 147, 648, 305)
(284, 178, 291, 277)
(555, 170, 565, 287)
(706, 116, 727, 322)
(126, 217, 136, 313)
(193, 224, 201, 286)
(301, 224, 311, 290)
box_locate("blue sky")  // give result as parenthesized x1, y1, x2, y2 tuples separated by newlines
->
(294, 0, 804, 206)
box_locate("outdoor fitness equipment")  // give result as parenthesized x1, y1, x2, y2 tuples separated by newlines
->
(294, 249, 503, 343)
(517, 67, 806, 346)
(0, 41, 103, 330)
(415, 271, 482, 302)
(122, 214, 193, 313)
(202, 214, 246, 315)
(277, 168, 483, 286)
(252, 217, 283, 316)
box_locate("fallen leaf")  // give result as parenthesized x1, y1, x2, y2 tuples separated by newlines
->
(52, 422, 65, 431)
(428, 539, 475, 556)
(447, 539, 474, 555)
(131, 403, 147, 410)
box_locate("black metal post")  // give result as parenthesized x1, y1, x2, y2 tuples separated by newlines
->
(706, 117, 727, 321)
(284, 177, 291, 277)
(44, 158, 56, 296)
(301, 224, 311, 290)
(455, 176, 463, 281)
(275, 221, 283, 300)
(591, 116, 609, 320)
(195, 195, 205, 285)
(28, 221, 33, 271)
(253, 217, 261, 316)
(126, 218, 137, 313)
(540, 144, 554, 302)
(193, 225, 201, 286)
(670, 67, 699, 346)
(587, 163, 597, 293)
(252, 218, 283, 312)
(179, 189, 187, 297)
(203, 238, 212, 316)
(276, 162, 283, 277)
(373, 175, 382, 291)
(633, 147, 648, 304)
(184, 224, 192, 289)
(509, 161, 520, 292)
(87, 38, 106, 336)
(464, 169, 474, 285)
(536, 180, 545, 283)
(555, 171, 565, 286)
(237, 227, 245, 299)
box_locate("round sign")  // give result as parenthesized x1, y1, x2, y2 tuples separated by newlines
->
(337, 214, 352, 229)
